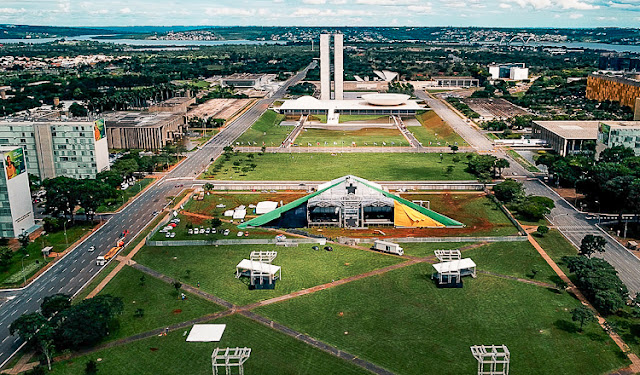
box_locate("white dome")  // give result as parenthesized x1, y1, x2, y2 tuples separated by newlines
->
(361, 93, 410, 106)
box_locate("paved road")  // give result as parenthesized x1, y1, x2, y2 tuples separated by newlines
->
(0, 63, 313, 369)
(524, 179, 640, 295)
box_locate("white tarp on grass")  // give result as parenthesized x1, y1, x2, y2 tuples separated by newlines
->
(256, 201, 278, 214)
(186, 324, 226, 342)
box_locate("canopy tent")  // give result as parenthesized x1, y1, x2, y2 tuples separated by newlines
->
(235, 259, 281, 280)
(186, 324, 226, 342)
(432, 258, 477, 276)
(233, 209, 247, 220)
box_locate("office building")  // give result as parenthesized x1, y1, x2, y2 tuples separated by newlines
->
(320, 33, 344, 100)
(0, 146, 36, 238)
(104, 111, 186, 150)
(598, 55, 640, 72)
(0, 120, 110, 180)
(148, 96, 195, 114)
(531, 121, 599, 156)
(488, 63, 529, 81)
(221, 74, 270, 90)
(586, 73, 640, 116)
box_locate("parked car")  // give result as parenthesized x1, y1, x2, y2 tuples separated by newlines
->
(312, 246, 319, 251)
(170, 232, 176, 238)
(188, 229, 193, 235)
(194, 228, 199, 234)
(223, 229, 230, 236)
(165, 233, 171, 238)
(205, 228, 211, 234)
(237, 231, 244, 237)
(211, 228, 217, 234)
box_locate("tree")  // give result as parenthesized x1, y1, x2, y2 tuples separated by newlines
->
(580, 235, 606, 258)
(84, 360, 98, 375)
(0, 247, 13, 269)
(493, 179, 524, 203)
(40, 293, 71, 319)
(449, 145, 459, 153)
(77, 180, 116, 221)
(18, 231, 30, 251)
(599, 146, 635, 163)
(571, 306, 595, 331)
(69, 103, 88, 117)
(172, 281, 182, 298)
(494, 158, 510, 176)
(9, 312, 48, 343)
(211, 218, 222, 229)
(139, 275, 146, 286)
(513, 196, 555, 221)
(536, 225, 549, 237)
(57, 295, 124, 349)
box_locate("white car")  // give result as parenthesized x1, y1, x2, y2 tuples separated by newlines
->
(211, 228, 217, 234)
(170, 232, 176, 238)
(188, 228, 193, 234)
(88, 246, 95, 252)
(237, 231, 244, 237)
(165, 232, 171, 238)
(205, 228, 211, 234)
(193, 228, 199, 234)
(223, 229, 230, 236)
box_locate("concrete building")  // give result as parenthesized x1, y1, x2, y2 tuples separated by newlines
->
(0, 146, 37, 238)
(0, 120, 110, 180)
(320, 34, 331, 101)
(411, 77, 479, 89)
(531, 121, 599, 156)
(148, 96, 195, 114)
(221, 74, 270, 90)
(334, 33, 344, 101)
(277, 94, 424, 118)
(598, 121, 640, 155)
(586, 73, 640, 117)
(488, 63, 529, 81)
(598, 55, 640, 72)
(104, 111, 186, 150)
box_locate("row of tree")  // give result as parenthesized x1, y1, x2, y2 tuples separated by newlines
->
(492, 179, 555, 220)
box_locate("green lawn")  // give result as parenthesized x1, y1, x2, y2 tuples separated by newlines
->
(202, 153, 477, 181)
(534, 229, 578, 276)
(134, 244, 402, 306)
(97, 178, 154, 213)
(98, 266, 223, 341)
(464, 241, 558, 282)
(1, 222, 95, 287)
(256, 264, 628, 375)
(412, 111, 467, 147)
(235, 110, 290, 146)
(295, 128, 409, 147)
(397, 242, 468, 257)
(49, 314, 368, 375)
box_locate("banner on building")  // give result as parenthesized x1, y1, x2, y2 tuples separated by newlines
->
(94, 119, 106, 141)
(3, 147, 25, 180)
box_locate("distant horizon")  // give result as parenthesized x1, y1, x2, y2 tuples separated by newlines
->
(1, 0, 639, 28)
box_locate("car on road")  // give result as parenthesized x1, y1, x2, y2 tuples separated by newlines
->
(152, 211, 159, 216)
(88, 246, 95, 252)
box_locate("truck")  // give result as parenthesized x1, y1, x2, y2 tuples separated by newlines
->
(372, 240, 404, 256)
(96, 246, 121, 266)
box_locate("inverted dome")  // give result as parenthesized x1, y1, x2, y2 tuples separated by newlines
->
(361, 93, 410, 106)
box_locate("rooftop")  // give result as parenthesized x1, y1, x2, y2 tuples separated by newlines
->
(533, 121, 600, 139)
(103, 111, 183, 128)
(223, 73, 267, 80)
(280, 96, 424, 111)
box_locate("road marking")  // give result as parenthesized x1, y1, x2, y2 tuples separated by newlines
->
(48, 286, 54, 292)
(26, 297, 31, 303)
(2, 337, 8, 343)
(71, 267, 77, 273)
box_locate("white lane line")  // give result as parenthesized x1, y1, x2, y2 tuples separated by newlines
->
(25, 297, 31, 303)
(48, 286, 55, 292)
(71, 267, 77, 273)
(2, 337, 8, 343)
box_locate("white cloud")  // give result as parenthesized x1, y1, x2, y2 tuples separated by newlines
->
(513, 0, 598, 9)
(331, 0, 348, 3)
(355, 0, 418, 4)
(407, 4, 433, 13)
(90, 9, 109, 14)
(273, 0, 285, 2)
(303, 0, 326, 4)
(205, 7, 256, 16)
(596, 16, 617, 20)
(569, 12, 583, 17)
(499, 3, 512, 7)
(120, 7, 132, 14)
(0, 8, 25, 14)
(57, 0, 70, 13)
(290, 7, 371, 17)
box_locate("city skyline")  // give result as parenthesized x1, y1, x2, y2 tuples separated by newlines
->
(0, 0, 639, 28)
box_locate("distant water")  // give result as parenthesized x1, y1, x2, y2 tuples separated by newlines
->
(479, 41, 640, 53)
(0, 35, 283, 46)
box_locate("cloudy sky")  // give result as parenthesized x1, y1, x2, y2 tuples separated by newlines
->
(0, 0, 639, 28)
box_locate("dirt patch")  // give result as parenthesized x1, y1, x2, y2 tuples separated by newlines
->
(172, 309, 183, 314)
(417, 111, 455, 138)
(150, 348, 159, 352)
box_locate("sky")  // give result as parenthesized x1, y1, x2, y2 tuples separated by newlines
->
(0, 0, 639, 28)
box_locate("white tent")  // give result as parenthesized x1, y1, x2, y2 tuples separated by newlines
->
(186, 324, 226, 342)
(233, 209, 247, 220)
(432, 258, 477, 285)
(235, 259, 281, 281)
(256, 201, 278, 214)
(223, 210, 234, 217)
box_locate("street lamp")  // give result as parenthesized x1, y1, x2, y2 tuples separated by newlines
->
(595, 200, 601, 224)
(21, 254, 30, 285)
(63, 220, 68, 247)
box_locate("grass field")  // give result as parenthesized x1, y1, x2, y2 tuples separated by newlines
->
(97, 178, 154, 213)
(412, 111, 467, 147)
(256, 264, 628, 375)
(533, 229, 578, 275)
(294, 128, 410, 147)
(134, 244, 402, 306)
(202, 153, 476, 181)
(235, 110, 289, 146)
(97, 266, 223, 341)
(49, 314, 368, 375)
(150, 214, 274, 242)
(184, 192, 306, 217)
(1, 222, 95, 287)
(72, 261, 119, 302)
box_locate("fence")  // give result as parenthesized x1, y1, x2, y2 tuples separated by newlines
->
(334, 236, 527, 245)
(147, 238, 327, 247)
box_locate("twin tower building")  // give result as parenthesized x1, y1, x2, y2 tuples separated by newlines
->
(320, 33, 344, 101)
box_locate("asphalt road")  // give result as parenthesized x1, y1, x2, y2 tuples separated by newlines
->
(0, 64, 313, 368)
(524, 179, 640, 295)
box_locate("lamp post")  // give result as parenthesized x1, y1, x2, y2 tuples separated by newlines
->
(21, 254, 30, 285)
(595, 200, 601, 224)
(63, 220, 68, 247)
